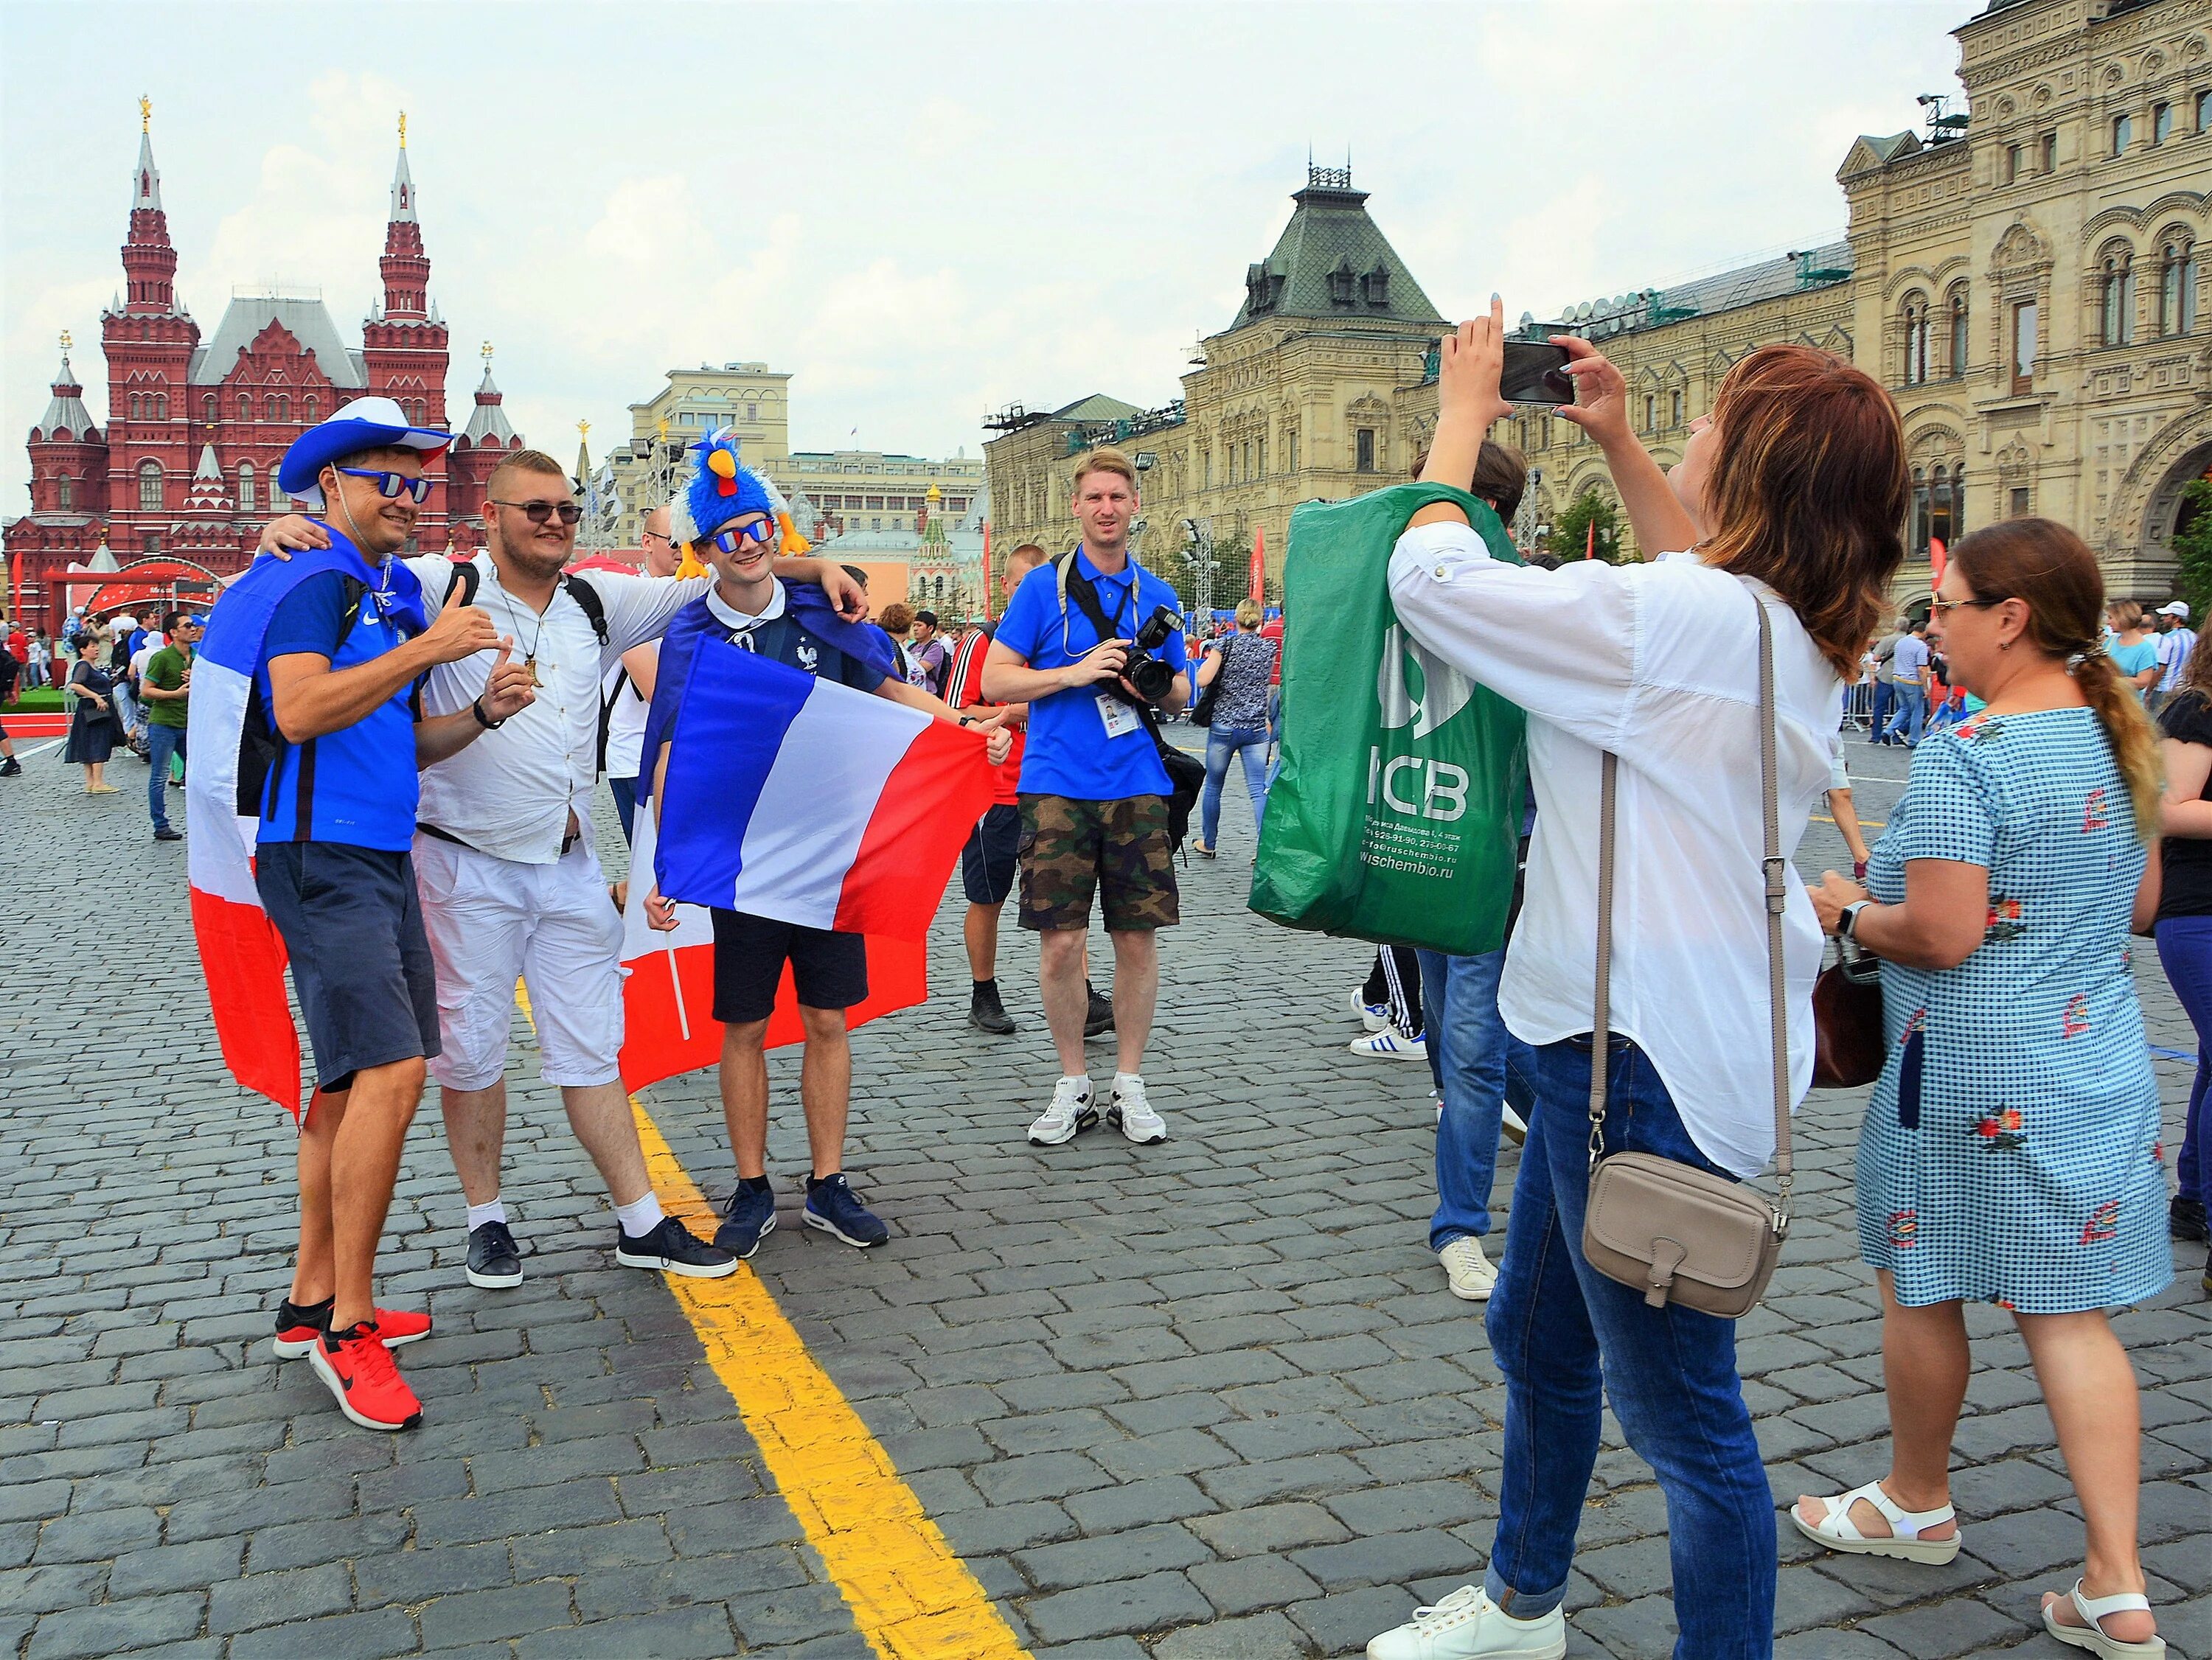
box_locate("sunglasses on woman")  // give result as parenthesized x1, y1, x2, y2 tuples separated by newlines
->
(338, 467, 436, 504)
(490, 498, 584, 526)
(705, 520, 774, 554)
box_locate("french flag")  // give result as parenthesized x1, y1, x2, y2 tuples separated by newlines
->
(616, 636, 997, 1093)
(184, 540, 425, 1116)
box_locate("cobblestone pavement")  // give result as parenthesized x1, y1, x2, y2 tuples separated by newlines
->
(1, 728, 2206, 1660)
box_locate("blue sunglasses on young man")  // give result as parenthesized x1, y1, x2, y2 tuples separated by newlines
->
(338, 467, 437, 504)
(705, 519, 775, 554)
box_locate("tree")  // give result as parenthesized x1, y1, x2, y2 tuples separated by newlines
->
(2170, 478, 2212, 623)
(1545, 490, 1626, 564)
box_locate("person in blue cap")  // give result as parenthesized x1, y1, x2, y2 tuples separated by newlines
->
(249, 396, 536, 1431)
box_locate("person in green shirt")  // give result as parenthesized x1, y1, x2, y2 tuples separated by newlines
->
(139, 607, 201, 841)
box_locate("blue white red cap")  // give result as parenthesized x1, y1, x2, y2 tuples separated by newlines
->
(277, 395, 452, 510)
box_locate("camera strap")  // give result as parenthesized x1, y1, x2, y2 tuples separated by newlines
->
(1054, 550, 1137, 667)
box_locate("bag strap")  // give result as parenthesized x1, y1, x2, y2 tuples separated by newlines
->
(1587, 581, 1793, 1228)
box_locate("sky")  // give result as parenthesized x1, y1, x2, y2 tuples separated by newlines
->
(2, 1, 1966, 514)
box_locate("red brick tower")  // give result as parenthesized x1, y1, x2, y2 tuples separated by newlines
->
(360, 113, 451, 544)
(102, 97, 200, 553)
(446, 343, 521, 553)
(25, 338, 108, 522)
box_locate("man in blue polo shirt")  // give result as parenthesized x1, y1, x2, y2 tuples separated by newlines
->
(982, 446, 1190, 1151)
(254, 399, 534, 1432)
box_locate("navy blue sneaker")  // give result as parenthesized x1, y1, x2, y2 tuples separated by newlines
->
(716, 1182, 776, 1259)
(802, 1173, 888, 1249)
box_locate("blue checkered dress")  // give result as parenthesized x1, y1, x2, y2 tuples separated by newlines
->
(1857, 707, 2170, 1313)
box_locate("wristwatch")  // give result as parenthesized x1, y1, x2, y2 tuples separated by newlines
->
(470, 695, 506, 730)
(1838, 899, 1871, 941)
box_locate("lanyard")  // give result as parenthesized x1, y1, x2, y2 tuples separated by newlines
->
(1058, 552, 1137, 660)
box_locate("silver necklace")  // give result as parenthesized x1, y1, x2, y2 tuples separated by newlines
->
(485, 560, 551, 686)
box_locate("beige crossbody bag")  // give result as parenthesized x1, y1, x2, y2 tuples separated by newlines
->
(1579, 586, 1793, 1318)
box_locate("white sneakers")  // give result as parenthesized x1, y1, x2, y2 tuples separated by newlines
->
(1351, 1029, 1428, 1061)
(1367, 1586, 1566, 1660)
(1349, 987, 1391, 1032)
(1439, 1236, 1498, 1301)
(1029, 1075, 1166, 1145)
(1028, 1076, 1099, 1145)
(1107, 1075, 1167, 1144)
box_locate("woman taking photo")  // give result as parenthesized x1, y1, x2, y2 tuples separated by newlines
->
(1800, 520, 2170, 1656)
(1362, 303, 1906, 1660)
(2152, 639, 2212, 1286)
(64, 635, 121, 793)
(1190, 598, 1277, 857)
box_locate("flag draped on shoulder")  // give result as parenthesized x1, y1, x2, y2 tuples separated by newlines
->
(614, 623, 997, 1092)
(184, 533, 428, 1116)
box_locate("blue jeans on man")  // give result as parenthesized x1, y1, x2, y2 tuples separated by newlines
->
(1414, 946, 1537, 1246)
(1200, 724, 1268, 849)
(147, 723, 187, 831)
(1880, 682, 1927, 745)
(1866, 678, 1893, 742)
(1484, 1036, 1775, 1655)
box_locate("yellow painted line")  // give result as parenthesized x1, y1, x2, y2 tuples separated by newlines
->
(512, 985, 1028, 1659)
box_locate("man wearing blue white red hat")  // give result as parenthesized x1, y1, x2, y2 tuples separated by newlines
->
(203, 395, 535, 1432)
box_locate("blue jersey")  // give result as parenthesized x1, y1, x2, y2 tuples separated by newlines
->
(995, 549, 1188, 801)
(255, 559, 422, 851)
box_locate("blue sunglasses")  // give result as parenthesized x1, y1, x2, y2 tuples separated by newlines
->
(706, 520, 774, 554)
(339, 467, 435, 504)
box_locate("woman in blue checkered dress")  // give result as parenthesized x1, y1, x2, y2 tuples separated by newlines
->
(1797, 521, 2172, 1657)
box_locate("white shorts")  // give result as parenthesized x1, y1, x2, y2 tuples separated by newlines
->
(411, 832, 625, 1091)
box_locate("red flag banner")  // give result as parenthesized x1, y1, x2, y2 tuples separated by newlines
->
(1249, 526, 1267, 604)
(1930, 534, 1947, 587)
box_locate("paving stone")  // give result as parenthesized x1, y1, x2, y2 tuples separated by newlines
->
(207, 1562, 351, 1633)
(1015, 1521, 1213, 1591)
(417, 1582, 577, 1649)
(1291, 1527, 1483, 1593)
(513, 1603, 737, 1659)
(1152, 1608, 1315, 1656)
(1189, 1552, 1326, 1617)
(1024, 1569, 1214, 1645)
(226, 1607, 418, 1660)
(24, 1594, 206, 1660)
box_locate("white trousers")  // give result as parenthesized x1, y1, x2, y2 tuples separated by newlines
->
(412, 832, 625, 1091)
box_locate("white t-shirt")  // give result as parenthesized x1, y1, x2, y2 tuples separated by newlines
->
(411, 555, 709, 862)
(602, 643, 658, 782)
(1390, 525, 1839, 1178)
(2157, 627, 2197, 692)
(1888, 633, 1930, 683)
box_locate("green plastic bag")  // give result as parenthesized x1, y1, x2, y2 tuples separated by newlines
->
(1250, 481, 1528, 955)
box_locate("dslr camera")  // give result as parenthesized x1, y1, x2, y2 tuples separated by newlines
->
(1122, 604, 1186, 705)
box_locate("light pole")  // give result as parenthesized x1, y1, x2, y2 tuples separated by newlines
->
(1182, 516, 1217, 624)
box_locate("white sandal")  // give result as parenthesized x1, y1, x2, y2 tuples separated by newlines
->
(2041, 1580, 2166, 1658)
(1791, 1480, 1961, 1563)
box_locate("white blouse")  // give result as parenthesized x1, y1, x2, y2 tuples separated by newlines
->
(1388, 522, 1843, 1177)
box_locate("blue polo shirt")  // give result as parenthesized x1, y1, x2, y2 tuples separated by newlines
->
(995, 548, 1189, 801)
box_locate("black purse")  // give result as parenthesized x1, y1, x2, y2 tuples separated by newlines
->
(1189, 636, 1234, 729)
(1062, 559, 1206, 850)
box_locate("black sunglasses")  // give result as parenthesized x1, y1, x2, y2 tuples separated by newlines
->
(490, 498, 583, 526)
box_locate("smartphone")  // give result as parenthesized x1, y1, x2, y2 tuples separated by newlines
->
(1500, 340, 1576, 406)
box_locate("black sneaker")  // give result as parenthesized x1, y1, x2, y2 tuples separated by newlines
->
(616, 1215, 738, 1279)
(802, 1173, 888, 1248)
(0, 756, 20, 777)
(153, 825, 183, 841)
(970, 981, 1016, 1035)
(717, 1182, 776, 1259)
(465, 1219, 524, 1288)
(2174, 1195, 2211, 1244)
(1085, 982, 1115, 1039)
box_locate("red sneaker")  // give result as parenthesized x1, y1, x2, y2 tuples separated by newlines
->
(272, 1305, 433, 1360)
(307, 1325, 423, 1431)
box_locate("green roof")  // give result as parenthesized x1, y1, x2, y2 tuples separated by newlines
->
(1051, 394, 1145, 422)
(1229, 167, 1445, 332)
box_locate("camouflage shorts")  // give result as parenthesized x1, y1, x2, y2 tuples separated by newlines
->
(1018, 793, 1180, 933)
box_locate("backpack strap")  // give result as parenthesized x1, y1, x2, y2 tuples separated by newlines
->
(561, 573, 609, 648)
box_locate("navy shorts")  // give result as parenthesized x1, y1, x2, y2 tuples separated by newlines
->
(960, 803, 1022, 905)
(254, 841, 441, 1094)
(710, 907, 868, 1023)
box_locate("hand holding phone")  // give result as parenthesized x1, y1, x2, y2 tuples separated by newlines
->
(1500, 341, 1577, 406)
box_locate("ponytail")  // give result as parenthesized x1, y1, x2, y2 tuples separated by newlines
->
(2072, 647, 2163, 842)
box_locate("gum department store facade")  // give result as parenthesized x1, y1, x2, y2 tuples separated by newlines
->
(984, 0, 2212, 607)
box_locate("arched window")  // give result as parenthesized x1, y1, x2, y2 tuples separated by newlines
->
(1930, 464, 1955, 550)
(237, 461, 257, 515)
(2101, 248, 2135, 346)
(138, 459, 163, 512)
(128, 394, 142, 421)
(1947, 288, 1969, 374)
(237, 393, 253, 422)
(270, 394, 290, 423)
(302, 395, 319, 424)
(57, 474, 73, 511)
(202, 394, 217, 423)
(1670, 388, 1684, 428)
(2161, 237, 2199, 336)
(153, 393, 167, 419)
(1910, 465, 1927, 556)
(1644, 394, 1657, 432)
(1902, 293, 1930, 385)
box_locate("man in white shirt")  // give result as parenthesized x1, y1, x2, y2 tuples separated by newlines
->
(2153, 601, 2196, 714)
(602, 504, 678, 848)
(258, 450, 869, 1291)
(1879, 618, 1931, 746)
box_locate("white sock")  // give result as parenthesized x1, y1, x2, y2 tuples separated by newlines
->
(613, 1193, 666, 1238)
(465, 1198, 507, 1232)
(1113, 1072, 1144, 1092)
(1061, 1074, 1091, 1095)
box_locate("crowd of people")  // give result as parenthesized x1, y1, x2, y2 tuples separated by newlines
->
(5, 289, 2199, 1658)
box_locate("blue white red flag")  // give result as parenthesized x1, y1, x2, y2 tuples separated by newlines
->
(184, 534, 428, 1115)
(615, 636, 997, 1092)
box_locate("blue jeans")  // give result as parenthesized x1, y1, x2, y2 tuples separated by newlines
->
(608, 775, 639, 844)
(1200, 724, 1268, 848)
(1484, 1037, 1775, 1656)
(1880, 683, 1926, 744)
(1866, 679, 1892, 741)
(147, 723, 187, 830)
(2155, 918, 2212, 1212)
(1415, 947, 1537, 1246)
